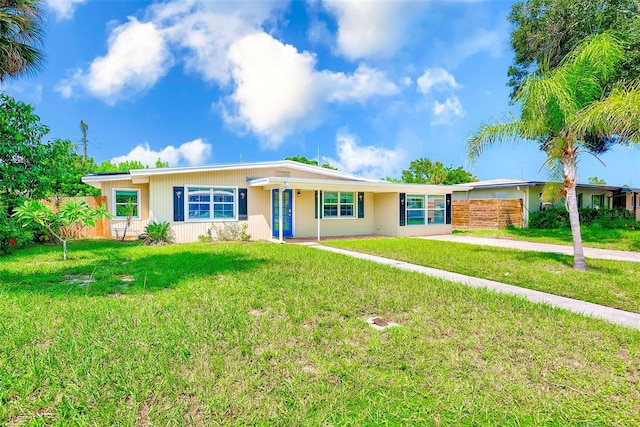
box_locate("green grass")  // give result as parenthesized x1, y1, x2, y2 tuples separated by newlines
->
(454, 226, 640, 252)
(1, 240, 640, 425)
(326, 237, 640, 314)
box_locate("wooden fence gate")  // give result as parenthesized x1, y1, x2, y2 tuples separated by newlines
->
(452, 199, 523, 229)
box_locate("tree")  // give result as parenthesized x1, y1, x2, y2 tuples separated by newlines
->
(587, 177, 607, 185)
(0, 0, 45, 81)
(0, 94, 84, 207)
(284, 155, 337, 170)
(468, 32, 640, 271)
(396, 158, 476, 185)
(508, 0, 640, 98)
(14, 199, 113, 260)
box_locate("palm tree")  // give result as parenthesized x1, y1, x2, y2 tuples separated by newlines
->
(0, 0, 44, 81)
(468, 32, 640, 271)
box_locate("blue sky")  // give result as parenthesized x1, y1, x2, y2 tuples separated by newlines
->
(3, 0, 640, 186)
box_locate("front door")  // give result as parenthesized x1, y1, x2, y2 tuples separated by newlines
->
(272, 189, 293, 238)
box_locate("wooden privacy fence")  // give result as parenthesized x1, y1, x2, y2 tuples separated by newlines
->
(41, 196, 110, 238)
(452, 199, 523, 229)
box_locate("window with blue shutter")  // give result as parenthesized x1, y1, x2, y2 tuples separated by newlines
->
(314, 191, 323, 219)
(399, 193, 406, 226)
(446, 194, 452, 225)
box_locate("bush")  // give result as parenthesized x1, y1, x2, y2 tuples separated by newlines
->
(142, 221, 174, 245)
(0, 206, 32, 255)
(200, 222, 251, 242)
(528, 206, 639, 230)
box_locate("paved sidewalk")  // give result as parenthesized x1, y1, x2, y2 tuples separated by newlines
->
(420, 235, 640, 263)
(301, 242, 640, 331)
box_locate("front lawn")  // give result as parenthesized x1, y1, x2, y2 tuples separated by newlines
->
(1, 240, 639, 425)
(455, 226, 640, 252)
(326, 237, 640, 314)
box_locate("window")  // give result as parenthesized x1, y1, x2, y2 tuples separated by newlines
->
(406, 195, 425, 225)
(577, 193, 583, 208)
(323, 192, 355, 218)
(427, 195, 445, 224)
(114, 189, 139, 219)
(187, 187, 235, 220)
(592, 194, 604, 209)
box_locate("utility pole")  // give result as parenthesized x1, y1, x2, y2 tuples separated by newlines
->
(80, 120, 88, 161)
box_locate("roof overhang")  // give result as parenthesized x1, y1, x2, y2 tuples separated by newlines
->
(81, 173, 130, 188)
(249, 176, 471, 193)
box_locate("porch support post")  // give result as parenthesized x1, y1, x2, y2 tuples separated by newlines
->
(317, 188, 321, 242)
(279, 187, 284, 243)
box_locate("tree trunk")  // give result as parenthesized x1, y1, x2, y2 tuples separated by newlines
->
(62, 239, 67, 261)
(563, 143, 587, 271)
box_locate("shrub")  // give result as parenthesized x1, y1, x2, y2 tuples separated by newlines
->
(203, 222, 251, 242)
(0, 203, 32, 255)
(528, 206, 639, 230)
(142, 221, 174, 245)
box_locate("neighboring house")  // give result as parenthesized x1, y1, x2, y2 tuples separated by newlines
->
(452, 179, 640, 224)
(82, 161, 470, 243)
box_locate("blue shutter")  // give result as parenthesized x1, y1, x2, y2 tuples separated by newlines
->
(399, 193, 406, 226)
(173, 186, 184, 222)
(314, 191, 323, 219)
(357, 192, 364, 219)
(238, 188, 248, 220)
(446, 194, 452, 225)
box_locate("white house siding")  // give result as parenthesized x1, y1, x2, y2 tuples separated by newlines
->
(147, 167, 358, 243)
(373, 193, 397, 236)
(100, 180, 150, 238)
(294, 191, 375, 238)
(373, 192, 453, 237)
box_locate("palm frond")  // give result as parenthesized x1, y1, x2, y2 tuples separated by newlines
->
(466, 116, 524, 162)
(572, 80, 640, 143)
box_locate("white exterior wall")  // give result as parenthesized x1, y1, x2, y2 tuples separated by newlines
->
(294, 191, 375, 238)
(374, 192, 453, 237)
(101, 180, 150, 238)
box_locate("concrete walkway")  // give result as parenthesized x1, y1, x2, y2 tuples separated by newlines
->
(301, 242, 640, 331)
(420, 235, 640, 263)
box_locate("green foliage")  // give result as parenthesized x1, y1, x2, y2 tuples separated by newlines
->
(528, 206, 637, 229)
(284, 155, 337, 170)
(396, 158, 476, 184)
(0, 201, 32, 255)
(13, 199, 113, 260)
(93, 159, 149, 172)
(587, 176, 607, 185)
(508, 0, 640, 99)
(142, 221, 173, 245)
(1, 240, 639, 424)
(0, 0, 45, 81)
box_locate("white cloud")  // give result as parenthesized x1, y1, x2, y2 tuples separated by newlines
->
(432, 96, 465, 125)
(325, 64, 399, 103)
(322, 0, 425, 60)
(62, 17, 172, 104)
(45, 0, 87, 21)
(417, 68, 465, 125)
(111, 138, 212, 167)
(327, 132, 405, 179)
(225, 32, 322, 148)
(416, 68, 461, 95)
(223, 33, 398, 148)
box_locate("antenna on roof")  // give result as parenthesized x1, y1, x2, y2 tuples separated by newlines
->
(240, 154, 243, 163)
(317, 143, 320, 168)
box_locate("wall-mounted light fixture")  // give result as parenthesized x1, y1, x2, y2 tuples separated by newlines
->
(358, 193, 363, 201)
(297, 190, 302, 198)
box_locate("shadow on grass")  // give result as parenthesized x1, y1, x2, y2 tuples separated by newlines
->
(0, 240, 267, 297)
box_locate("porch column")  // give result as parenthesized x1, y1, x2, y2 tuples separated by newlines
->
(279, 187, 284, 242)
